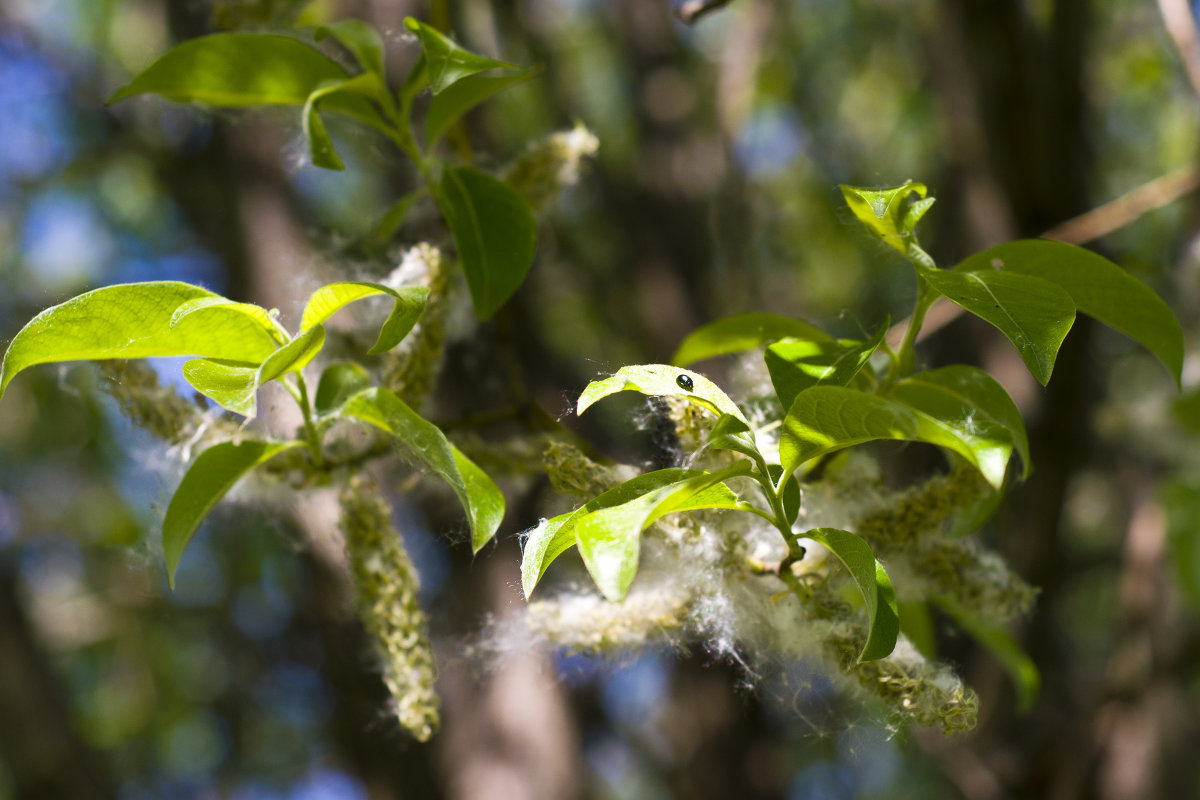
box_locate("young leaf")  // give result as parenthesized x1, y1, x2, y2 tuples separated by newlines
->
(163, 440, 303, 587)
(919, 266, 1076, 385)
(0, 282, 278, 400)
(802, 528, 899, 661)
(425, 69, 537, 147)
(671, 312, 832, 367)
(577, 364, 748, 423)
(183, 327, 326, 418)
(302, 73, 383, 170)
(339, 388, 504, 551)
(521, 513, 578, 599)
(889, 364, 1030, 479)
(955, 240, 1184, 386)
(779, 385, 1008, 489)
(402, 17, 516, 94)
(936, 595, 1039, 712)
(259, 324, 326, 382)
(183, 359, 260, 416)
(707, 413, 761, 460)
(840, 182, 933, 264)
(300, 282, 429, 354)
(571, 466, 752, 601)
(764, 321, 886, 410)
(437, 168, 537, 320)
(315, 19, 386, 77)
(170, 296, 286, 344)
(314, 362, 371, 415)
(766, 464, 802, 525)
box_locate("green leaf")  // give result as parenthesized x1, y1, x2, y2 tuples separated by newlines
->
(437, 167, 537, 320)
(259, 324, 325, 382)
(183, 359, 260, 416)
(764, 321, 886, 410)
(300, 282, 429, 354)
(936, 595, 1039, 712)
(316, 19, 386, 76)
(802, 528, 899, 661)
(182, 326, 326, 418)
(1161, 479, 1200, 610)
(671, 312, 832, 366)
(110, 33, 351, 106)
(919, 266, 1076, 385)
(572, 466, 752, 601)
(314, 362, 371, 414)
(577, 364, 748, 423)
(163, 440, 303, 587)
(340, 388, 504, 551)
(425, 68, 537, 146)
(109, 33, 388, 132)
(402, 17, 515, 94)
(170, 296, 286, 344)
(889, 364, 1029, 482)
(301, 73, 383, 170)
(955, 240, 1184, 386)
(707, 413, 761, 460)
(779, 386, 1007, 489)
(840, 182, 933, 264)
(522, 470, 690, 598)
(398, 53, 428, 110)
(0, 282, 279, 400)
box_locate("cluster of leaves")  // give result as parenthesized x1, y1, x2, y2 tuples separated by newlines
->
(0, 17, 546, 591)
(109, 17, 539, 320)
(0, 279, 503, 586)
(523, 181, 1183, 668)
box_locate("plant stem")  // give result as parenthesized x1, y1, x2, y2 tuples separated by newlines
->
(292, 375, 325, 467)
(886, 277, 936, 387)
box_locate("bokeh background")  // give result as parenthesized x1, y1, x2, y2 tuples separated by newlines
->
(2, 0, 1200, 797)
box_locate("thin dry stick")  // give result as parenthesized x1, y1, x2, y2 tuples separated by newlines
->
(1159, 0, 1200, 99)
(886, 165, 1200, 348)
(676, 0, 736, 24)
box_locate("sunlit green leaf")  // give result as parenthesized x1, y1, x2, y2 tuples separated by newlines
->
(314, 361, 371, 414)
(577, 364, 748, 423)
(425, 68, 537, 146)
(260, 324, 325, 382)
(780, 386, 1006, 488)
(402, 17, 515, 94)
(0, 282, 278, 400)
(802, 528, 899, 661)
(671, 313, 832, 366)
(437, 167, 537, 320)
(764, 321, 886, 410)
(889, 364, 1029, 482)
(183, 358, 259, 416)
(163, 440, 303, 587)
(840, 182, 933, 264)
(936, 595, 1039, 712)
(170, 296, 285, 344)
(316, 19, 386, 76)
(300, 282, 429, 354)
(572, 465, 753, 601)
(340, 388, 504, 551)
(955, 240, 1184, 386)
(919, 266, 1075, 385)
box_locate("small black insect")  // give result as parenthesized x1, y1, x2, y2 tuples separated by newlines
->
(676, 374, 694, 391)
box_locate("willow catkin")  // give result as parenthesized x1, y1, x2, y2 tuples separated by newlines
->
(338, 476, 439, 740)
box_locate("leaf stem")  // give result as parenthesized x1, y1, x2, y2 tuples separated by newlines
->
(886, 276, 937, 388)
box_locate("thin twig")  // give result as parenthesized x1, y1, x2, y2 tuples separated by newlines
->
(1158, 0, 1200, 100)
(676, 0, 736, 24)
